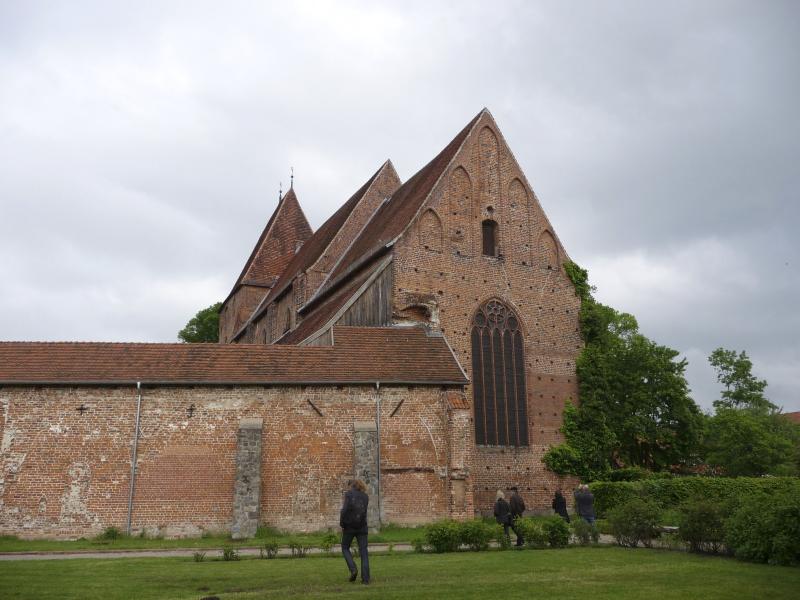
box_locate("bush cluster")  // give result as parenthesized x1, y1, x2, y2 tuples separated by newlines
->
(571, 519, 600, 545)
(422, 517, 571, 553)
(607, 498, 661, 548)
(603, 479, 800, 566)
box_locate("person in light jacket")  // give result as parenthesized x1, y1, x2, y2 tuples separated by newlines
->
(494, 489, 512, 542)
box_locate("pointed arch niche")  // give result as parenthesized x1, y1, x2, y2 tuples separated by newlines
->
(508, 179, 533, 266)
(538, 230, 559, 270)
(419, 209, 443, 253)
(478, 127, 500, 207)
(470, 299, 529, 447)
(448, 166, 473, 256)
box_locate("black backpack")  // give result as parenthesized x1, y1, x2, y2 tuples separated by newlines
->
(342, 490, 368, 530)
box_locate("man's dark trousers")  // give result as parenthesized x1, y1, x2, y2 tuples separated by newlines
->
(342, 531, 370, 582)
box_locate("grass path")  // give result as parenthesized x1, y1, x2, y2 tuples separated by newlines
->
(1, 546, 797, 600)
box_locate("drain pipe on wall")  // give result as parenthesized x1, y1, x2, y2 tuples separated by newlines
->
(126, 381, 143, 536)
(375, 381, 382, 527)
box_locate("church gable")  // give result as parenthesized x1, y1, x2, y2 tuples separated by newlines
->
(219, 188, 312, 343)
(231, 161, 401, 344)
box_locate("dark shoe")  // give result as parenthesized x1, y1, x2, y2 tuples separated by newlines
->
(349, 570, 358, 582)
(362, 580, 370, 585)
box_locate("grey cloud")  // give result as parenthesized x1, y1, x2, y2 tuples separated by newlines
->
(0, 0, 797, 410)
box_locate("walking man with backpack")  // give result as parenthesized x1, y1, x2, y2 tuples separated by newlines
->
(340, 479, 370, 584)
(509, 487, 526, 547)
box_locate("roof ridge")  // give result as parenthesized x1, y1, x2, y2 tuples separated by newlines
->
(232, 160, 400, 340)
(306, 108, 485, 308)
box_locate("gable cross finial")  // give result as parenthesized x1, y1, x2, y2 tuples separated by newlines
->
(278, 181, 282, 200)
(290, 166, 294, 189)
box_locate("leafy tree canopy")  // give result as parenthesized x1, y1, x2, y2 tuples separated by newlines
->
(544, 262, 703, 477)
(178, 302, 222, 343)
(708, 347, 775, 413)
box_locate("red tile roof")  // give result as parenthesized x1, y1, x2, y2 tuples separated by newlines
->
(224, 188, 312, 304)
(0, 327, 467, 386)
(310, 110, 483, 306)
(783, 411, 800, 424)
(246, 161, 399, 328)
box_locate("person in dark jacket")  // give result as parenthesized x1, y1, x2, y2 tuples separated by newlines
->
(552, 489, 570, 522)
(494, 490, 513, 543)
(340, 479, 370, 584)
(508, 487, 526, 546)
(574, 484, 595, 525)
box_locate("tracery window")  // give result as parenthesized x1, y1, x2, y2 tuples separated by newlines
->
(471, 300, 528, 446)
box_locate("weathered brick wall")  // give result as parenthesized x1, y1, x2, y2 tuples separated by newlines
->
(392, 112, 582, 514)
(0, 384, 455, 539)
(219, 285, 269, 344)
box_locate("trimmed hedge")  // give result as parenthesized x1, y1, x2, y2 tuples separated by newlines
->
(590, 477, 800, 518)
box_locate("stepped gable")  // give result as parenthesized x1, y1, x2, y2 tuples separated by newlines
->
(242, 160, 400, 332)
(306, 109, 484, 309)
(224, 187, 312, 303)
(0, 327, 467, 385)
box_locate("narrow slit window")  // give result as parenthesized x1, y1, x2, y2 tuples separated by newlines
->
(482, 219, 498, 256)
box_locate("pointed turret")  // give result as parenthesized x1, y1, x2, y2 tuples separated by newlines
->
(219, 188, 312, 343)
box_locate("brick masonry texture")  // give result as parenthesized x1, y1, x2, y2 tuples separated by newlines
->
(391, 111, 581, 512)
(0, 384, 462, 539)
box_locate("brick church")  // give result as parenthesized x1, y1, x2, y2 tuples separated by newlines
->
(0, 109, 580, 539)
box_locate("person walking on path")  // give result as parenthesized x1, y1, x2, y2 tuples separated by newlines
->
(340, 479, 370, 585)
(574, 484, 595, 525)
(509, 487, 526, 546)
(552, 489, 570, 523)
(494, 489, 513, 543)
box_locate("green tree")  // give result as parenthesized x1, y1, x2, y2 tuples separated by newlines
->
(705, 408, 796, 476)
(708, 348, 774, 413)
(178, 302, 222, 343)
(544, 262, 703, 477)
(703, 348, 798, 476)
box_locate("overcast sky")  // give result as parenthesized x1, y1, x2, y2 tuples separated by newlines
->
(1, 1, 797, 412)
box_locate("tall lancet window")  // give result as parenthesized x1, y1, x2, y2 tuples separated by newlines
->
(482, 219, 498, 256)
(471, 300, 528, 446)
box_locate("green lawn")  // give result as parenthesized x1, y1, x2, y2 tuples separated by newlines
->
(1, 547, 797, 599)
(0, 524, 424, 553)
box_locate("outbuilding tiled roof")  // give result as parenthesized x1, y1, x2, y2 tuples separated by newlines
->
(0, 327, 467, 386)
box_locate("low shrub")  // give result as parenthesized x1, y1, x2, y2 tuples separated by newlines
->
(608, 498, 661, 548)
(98, 526, 122, 541)
(221, 547, 240, 561)
(259, 540, 279, 559)
(514, 518, 548, 549)
(424, 520, 462, 553)
(542, 516, 571, 548)
(287, 539, 312, 558)
(320, 532, 339, 554)
(571, 518, 599, 545)
(725, 490, 800, 566)
(678, 498, 726, 554)
(412, 538, 426, 553)
(460, 519, 494, 552)
(192, 551, 206, 562)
